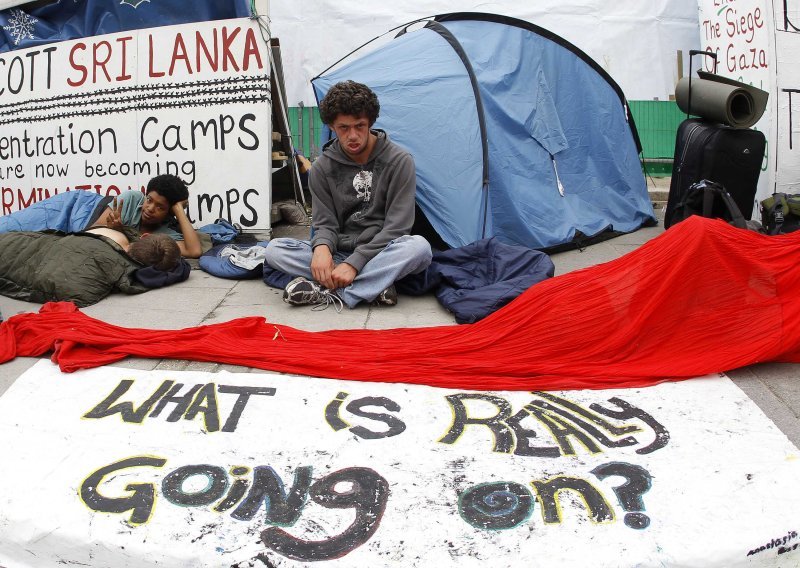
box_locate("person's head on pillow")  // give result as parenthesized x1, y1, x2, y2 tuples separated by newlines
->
(127, 233, 181, 271)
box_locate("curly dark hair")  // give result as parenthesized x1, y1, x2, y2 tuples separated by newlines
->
(128, 233, 181, 270)
(318, 80, 380, 126)
(146, 174, 189, 206)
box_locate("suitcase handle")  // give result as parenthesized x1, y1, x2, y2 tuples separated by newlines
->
(687, 50, 718, 119)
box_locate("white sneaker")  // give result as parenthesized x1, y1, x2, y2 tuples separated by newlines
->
(283, 277, 343, 312)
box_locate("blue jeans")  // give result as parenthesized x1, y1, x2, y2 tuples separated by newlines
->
(264, 235, 432, 308)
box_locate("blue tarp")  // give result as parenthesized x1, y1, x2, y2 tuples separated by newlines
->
(0, 0, 250, 52)
(313, 13, 655, 250)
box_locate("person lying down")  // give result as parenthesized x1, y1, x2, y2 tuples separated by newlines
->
(0, 229, 186, 307)
(84, 227, 180, 270)
(0, 174, 207, 258)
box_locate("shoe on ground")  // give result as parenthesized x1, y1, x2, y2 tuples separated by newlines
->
(283, 277, 326, 305)
(283, 277, 343, 311)
(373, 284, 398, 306)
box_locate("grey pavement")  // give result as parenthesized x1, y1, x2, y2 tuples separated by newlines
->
(1, 179, 798, 449)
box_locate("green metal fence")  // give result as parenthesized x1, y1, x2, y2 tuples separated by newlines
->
(286, 106, 325, 159)
(628, 100, 685, 177)
(287, 101, 684, 176)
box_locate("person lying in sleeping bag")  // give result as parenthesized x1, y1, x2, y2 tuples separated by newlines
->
(0, 174, 206, 258)
(83, 227, 181, 270)
(0, 230, 185, 307)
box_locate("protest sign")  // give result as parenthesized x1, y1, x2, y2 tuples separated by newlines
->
(698, 0, 800, 200)
(0, 361, 798, 566)
(0, 18, 272, 231)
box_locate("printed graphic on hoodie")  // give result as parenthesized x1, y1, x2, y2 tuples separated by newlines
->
(353, 170, 373, 202)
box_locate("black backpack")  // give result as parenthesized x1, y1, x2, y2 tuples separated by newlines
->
(668, 179, 747, 229)
(760, 193, 800, 235)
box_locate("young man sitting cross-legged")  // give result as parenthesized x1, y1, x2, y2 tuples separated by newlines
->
(265, 80, 432, 310)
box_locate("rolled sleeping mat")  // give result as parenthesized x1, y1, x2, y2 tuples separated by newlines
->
(675, 73, 769, 129)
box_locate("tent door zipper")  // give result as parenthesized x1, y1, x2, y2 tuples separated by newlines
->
(551, 155, 565, 197)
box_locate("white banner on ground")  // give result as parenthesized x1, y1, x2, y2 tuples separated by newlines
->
(0, 18, 273, 231)
(268, 0, 700, 105)
(0, 361, 798, 567)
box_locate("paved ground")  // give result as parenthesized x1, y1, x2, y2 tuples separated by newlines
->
(1, 182, 798, 449)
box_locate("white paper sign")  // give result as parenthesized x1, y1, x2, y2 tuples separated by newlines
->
(697, 0, 800, 198)
(0, 17, 273, 231)
(774, 1, 800, 194)
(0, 361, 798, 567)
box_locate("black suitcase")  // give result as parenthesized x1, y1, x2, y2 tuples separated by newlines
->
(664, 118, 765, 228)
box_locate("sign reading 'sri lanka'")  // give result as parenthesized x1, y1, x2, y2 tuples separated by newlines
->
(0, 18, 272, 231)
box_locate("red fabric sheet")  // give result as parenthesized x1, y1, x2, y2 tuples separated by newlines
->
(2, 216, 800, 391)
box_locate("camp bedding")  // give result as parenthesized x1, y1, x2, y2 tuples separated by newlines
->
(0, 231, 190, 307)
(2, 216, 800, 391)
(0, 230, 149, 307)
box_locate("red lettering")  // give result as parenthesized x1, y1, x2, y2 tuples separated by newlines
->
(148, 34, 165, 78)
(16, 187, 37, 209)
(72, 185, 112, 195)
(242, 28, 263, 72)
(703, 45, 721, 72)
(726, 8, 735, 38)
(724, 6, 763, 44)
(754, 7, 764, 30)
(169, 33, 192, 76)
(702, 19, 721, 41)
(221, 26, 241, 72)
(61, 26, 264, 88)
(0, 186, 130, 214)
(727, 42, 768, 72)
(37, 187, 55, 201)
(116, 36, 133, 81)
(196, 29, 219, 72)
(93, 40, 113, 83)
(1, 186, 13, 215)
(727, 43, 736, 72)
(67, 43, 88, 87)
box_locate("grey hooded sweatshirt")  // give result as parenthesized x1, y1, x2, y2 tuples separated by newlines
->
(309, 130, 416, 272)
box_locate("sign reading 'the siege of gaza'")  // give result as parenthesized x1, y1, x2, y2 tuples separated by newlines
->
(0, 17, 272, 231)
(697, 0, 800, 197)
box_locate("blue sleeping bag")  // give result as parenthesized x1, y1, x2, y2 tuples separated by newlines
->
(0, 191, 108, 233)
(396, 238, 555, 323)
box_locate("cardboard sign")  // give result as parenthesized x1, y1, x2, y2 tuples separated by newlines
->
(0, 361, 798, 567)
(0, 17, 272, 231)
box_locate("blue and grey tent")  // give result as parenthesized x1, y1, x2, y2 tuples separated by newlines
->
(312, 13, 656, 251)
